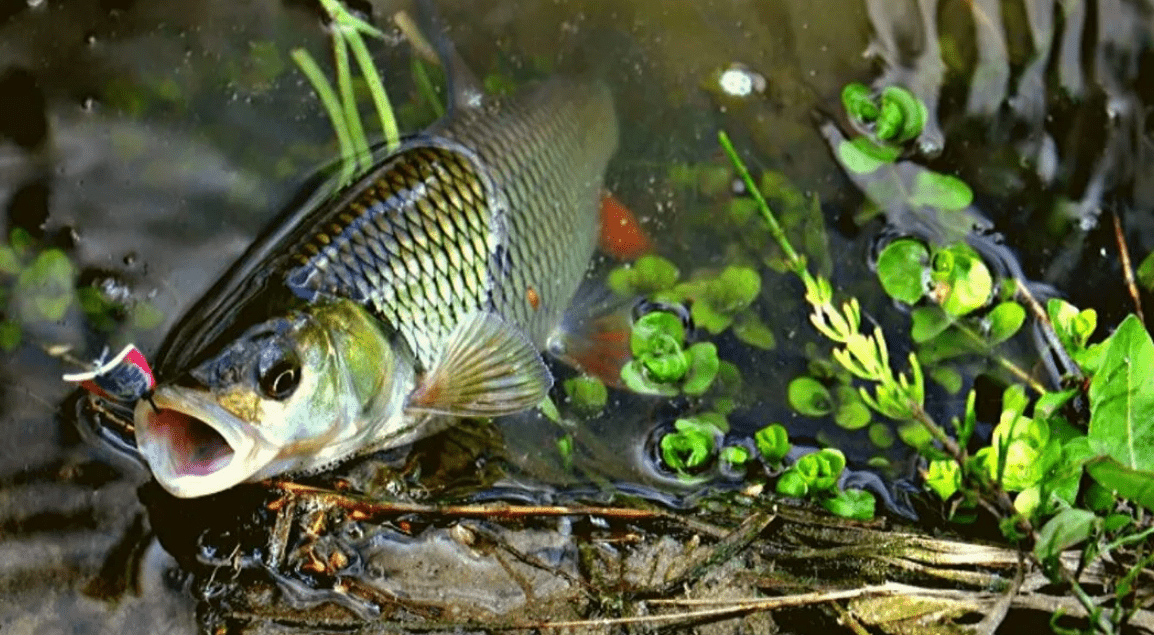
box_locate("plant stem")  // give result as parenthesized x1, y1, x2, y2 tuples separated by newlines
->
(718, 131, 805, 275)
(332, 32, 371, 171)
(951, 321, 1047, 395)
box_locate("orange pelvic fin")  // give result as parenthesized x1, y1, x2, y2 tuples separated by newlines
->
(551, 284, 635, 389)
(598, 191, 652, 261)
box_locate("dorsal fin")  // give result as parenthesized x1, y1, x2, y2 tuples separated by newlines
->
(411, 0, 485, 118)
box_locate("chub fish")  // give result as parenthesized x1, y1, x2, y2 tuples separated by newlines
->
(134, 56, 619, 497)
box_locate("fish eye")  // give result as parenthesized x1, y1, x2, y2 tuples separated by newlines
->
(259, 353, 301, 400)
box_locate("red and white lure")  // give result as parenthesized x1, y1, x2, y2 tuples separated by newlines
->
(62, 344, 156, 402)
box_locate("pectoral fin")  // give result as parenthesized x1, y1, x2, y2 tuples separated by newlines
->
(406, 312, 552, 417)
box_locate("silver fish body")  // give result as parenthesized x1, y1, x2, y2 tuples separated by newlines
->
(286, 79, 617, 364)
(134, 77, 618, 497)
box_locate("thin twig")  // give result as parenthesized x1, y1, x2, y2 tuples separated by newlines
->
(1016, 281, 1083, 382)
(1113, 211, 1145, 322)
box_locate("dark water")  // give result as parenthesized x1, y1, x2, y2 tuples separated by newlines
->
(1, 0, 1152, 632)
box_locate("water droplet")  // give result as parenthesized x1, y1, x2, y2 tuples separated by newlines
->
(26, 0, 44, 8)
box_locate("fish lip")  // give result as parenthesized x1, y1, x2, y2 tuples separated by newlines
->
(134, 386, 279, 498)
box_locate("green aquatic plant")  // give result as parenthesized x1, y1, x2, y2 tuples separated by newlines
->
(620, 309, 719, 397)
(291, 0, 401, 187)
(876, 238, 993, 317)
(775, 447, 877, 520)
(716, 75, 1154, 633)
(842, 83, 927, 145)
(562, 375, 607, 414)
(659, 414, 725, 481)
(607, 255, 680, 297)
(719, 444, 751, 471)
(674, 266, 762, 335)
(753, 423, 790, 468)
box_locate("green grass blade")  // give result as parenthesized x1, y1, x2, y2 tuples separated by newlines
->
(291, 47, 356, 186)
(318, 0, 385, 39)
(412, 57, 444, 118)
(332, 32, 371, 171)
(345, 28, 400, 151)
(717, 131, 802, 272)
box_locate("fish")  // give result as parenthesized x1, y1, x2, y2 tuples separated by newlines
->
(132, 45, 620, 498)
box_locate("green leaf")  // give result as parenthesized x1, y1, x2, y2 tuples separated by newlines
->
(754, 423, 791, 465)
(620, 361, 679, 396)
(929, 366, 963, 394)
(538, 395, 561, 423)
(640, 347, 690, 384)
(630, 311, 687, 383)
(732, 310, 776, 349)
(836, 137, 901, 174)
(129, 301, 165, 331)
(986, 302, 1025, 345)
(868, 423, 895, 449)
(556, 434, 573, 470)
(682, 342, 720, 395)
(1035, 388, 1077, 419)
(1137, 249, 1154, 292)
(930, 243, 992, 317)
(1088, 314, 1154, 472)
(0, 321, 20, 352)
(787, 376, 833, 416)
(727, 197, 759, 225)
(1034, 509, 1098, 562)
(917, 328, 982, 364)
(1086, 457, 1154, 512)
(877, 85, 927, 143)
(984, 403, 1052, 491)
(609, 255, 681, 296)
(0, 245, 20, 275)
(834, 386, 871, 430)
(690, 299, 733, 334)
(897, 420, 933, 451)
(793, 448, 846, 493)
(563, 375, 608, 413)
(821, 488, 876, 520)
(1047, 298, 1097, 352)
(720, 445, 751, 468)
(876, 239, 929, 304)
(909, 171, 973, 212)
(14, 249, 76, 323)
(1082, 480, 1116, 514)
(910, 306, 952, 343)
(661, 418, 719, 475)
(776, 469, 808, 497)
(925, 459, 961, 500)
(841, 82, 879, 123)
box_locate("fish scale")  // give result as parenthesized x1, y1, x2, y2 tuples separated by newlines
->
(285, 79, 617, 370)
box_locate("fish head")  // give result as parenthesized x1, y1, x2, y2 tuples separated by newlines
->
(134, 300, 410, 498)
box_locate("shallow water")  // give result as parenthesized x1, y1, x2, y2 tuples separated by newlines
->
(1, 0, 1152, 632)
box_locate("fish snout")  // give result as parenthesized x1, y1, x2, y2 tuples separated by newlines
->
(133, 388, 277, 497)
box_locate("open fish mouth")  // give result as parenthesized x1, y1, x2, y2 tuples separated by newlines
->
(134, 387, 278, 498)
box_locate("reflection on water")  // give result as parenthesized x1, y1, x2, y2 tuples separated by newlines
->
(1, 0, 1152, 632)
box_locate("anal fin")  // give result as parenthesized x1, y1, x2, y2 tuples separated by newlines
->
(548, 283, 635, 388)
(406, 312, 552, 417)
